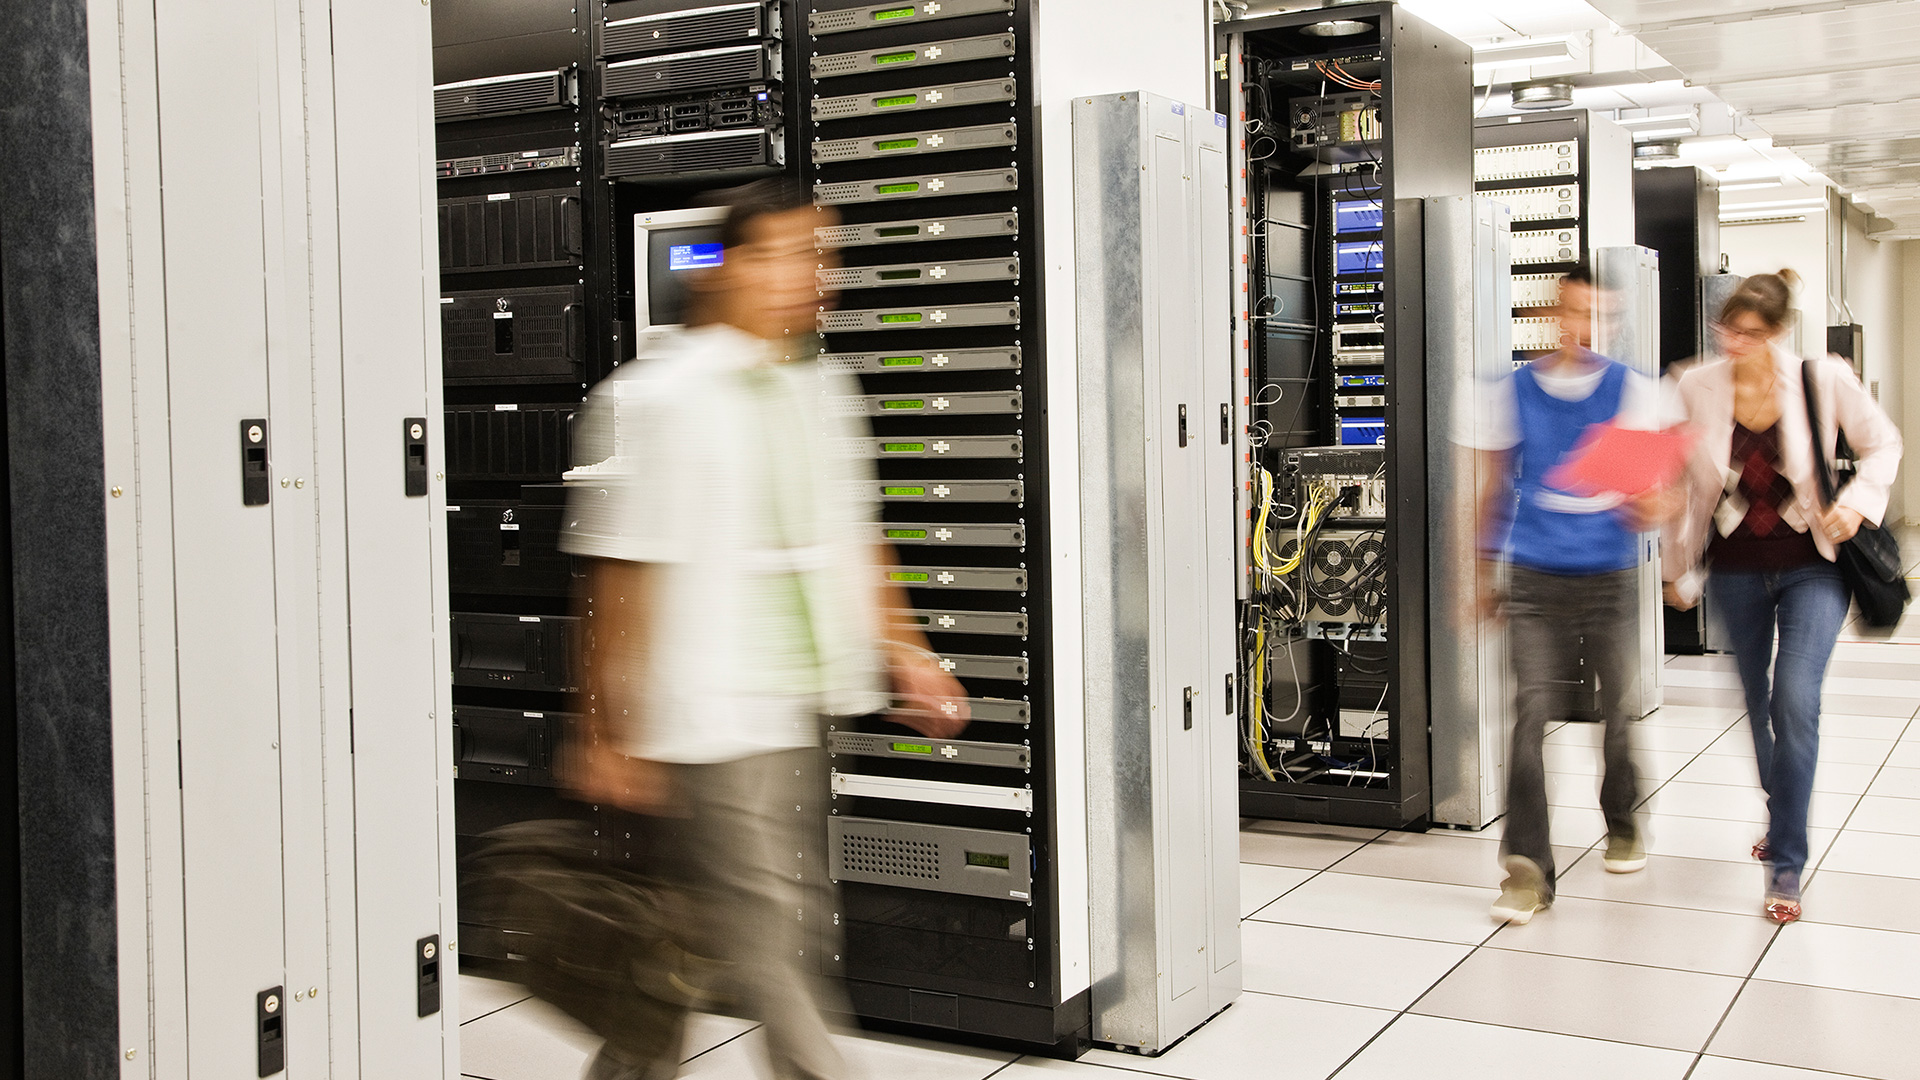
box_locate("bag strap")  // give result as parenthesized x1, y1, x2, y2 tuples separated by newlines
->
(1800, 359, 1839, 508)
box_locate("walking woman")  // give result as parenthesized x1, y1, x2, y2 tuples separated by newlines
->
(1663, 271, 1902, 924)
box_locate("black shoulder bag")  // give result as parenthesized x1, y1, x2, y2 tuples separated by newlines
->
(1802, 360, 1910, 629)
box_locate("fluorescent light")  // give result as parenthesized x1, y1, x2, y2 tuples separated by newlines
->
(1472, 39, 1575, 68)
(1616, 108, 1695, 129)
(1717, 179, 1783, 192)
(1630, 125, 1697, 140)
(1725, 197, 1826, 211)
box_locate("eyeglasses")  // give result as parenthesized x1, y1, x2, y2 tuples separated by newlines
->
(1712, 321, 1773, 345)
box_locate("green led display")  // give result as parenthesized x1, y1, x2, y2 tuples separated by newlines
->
(891, 742, 934, 755)
(885, 528, 929, 540)
(880, 354, 924, 366)
(880, 398, 923, 409)
(877, 269, 921, 280)
(875, 138, 920, 151)
(878, 312, 923, 324)
(889, 571, 931, 582)
(872, 5, 916, 19)
(882, 442, 926, 453)
(874, 94, 919, 108)
(882, 486, 926, 497)
(876, 225, 920, 237)
(874, 50, 919, 65)
(965, 851, 1012, 869)
(876, 182, 920, 194)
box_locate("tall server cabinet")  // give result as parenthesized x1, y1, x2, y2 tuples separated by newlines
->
(803, 0, 1075, 1048)
(430, 0, 607, 960)
(1425, 196, 1515, 830)
(1220, 5, 1475, 828)
(1073, 92, 1240, 1051)
(88, 0, 459, 1074)
(1594, 245, 1667, 719)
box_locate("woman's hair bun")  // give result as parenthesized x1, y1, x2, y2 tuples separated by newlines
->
(1776, 268, 1800, 290)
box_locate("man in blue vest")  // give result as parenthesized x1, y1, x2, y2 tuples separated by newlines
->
(1470, 267, 1673, 925)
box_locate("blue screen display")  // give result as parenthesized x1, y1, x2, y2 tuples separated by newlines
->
(667, 242, 725, 271)
(1333, 199, 1384, 235)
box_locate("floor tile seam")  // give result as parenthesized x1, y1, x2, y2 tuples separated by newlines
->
(1012, 1050, 1187, 1080)
(1242, 911, 1499, 948)
(674, 1023, 763, 1067)
(1240, 862, 1328, 920)
(1692, 1051, 1880, 1080)
(1743, 975, 1920, 1003)
(1399, 999, 1736, 1056)
(1334, 1006, 1706, 1074)
(1808, 732, 1916, 882)
(1322, 942, 1488, 1080)
(1455, 937, 1757, 983)
(457, 996, 536, 1028)
(1473, 938, 1776, 980)
(1686, 902, 1789, 1069)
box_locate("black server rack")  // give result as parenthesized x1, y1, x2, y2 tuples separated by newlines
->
(431, 0, 606, 962)
(1634, 166, 1722, 656)
(1222, 4, 1470, 828)
(801, 0, 1083, 1051)
(1632, 165, 1722, 374)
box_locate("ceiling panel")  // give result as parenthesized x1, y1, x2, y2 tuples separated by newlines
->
(1636, 7, 1920, 81)
(1756, 100, 1920, 143)
(1709, 64, 1920, 113)
(1590, 0, 1903, 30)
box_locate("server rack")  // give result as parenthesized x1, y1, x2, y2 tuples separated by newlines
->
(431, 0, 611, 961)
(1220, 4, 1473, 828)
(1473, 111, 1634, 359)
(800, 0, 1086, 1050)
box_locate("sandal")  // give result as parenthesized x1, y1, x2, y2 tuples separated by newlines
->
(1764, 868, 1802, 925)
(1752, 837, 1771, 862)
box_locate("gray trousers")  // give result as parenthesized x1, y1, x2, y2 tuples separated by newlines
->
(595, 748, 846, 1080)
(1502, 566, 1641, 889)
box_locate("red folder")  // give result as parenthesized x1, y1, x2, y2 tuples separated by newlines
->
(1543, 422, 1695, 499)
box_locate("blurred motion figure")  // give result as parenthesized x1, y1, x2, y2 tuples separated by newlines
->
(560, 180, 969, 1080)
(1663, 271, 1902, 924)
(1467, 267, 1677, 926)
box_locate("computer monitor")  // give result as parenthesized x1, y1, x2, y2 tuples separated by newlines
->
(632, 206, 729, 351)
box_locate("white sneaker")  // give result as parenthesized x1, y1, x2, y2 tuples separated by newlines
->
(1490, 855, 1551, 925)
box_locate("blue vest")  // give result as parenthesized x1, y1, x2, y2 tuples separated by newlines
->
(1506, 359, 1638, 575)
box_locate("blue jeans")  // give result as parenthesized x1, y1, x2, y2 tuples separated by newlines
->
(1706, 562, 1850, 884)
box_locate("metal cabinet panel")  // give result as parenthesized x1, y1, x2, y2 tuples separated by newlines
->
(152, 1, 295, 1071)
(335, 0, 460, 1074)
(1074, 92, 1240, 1055)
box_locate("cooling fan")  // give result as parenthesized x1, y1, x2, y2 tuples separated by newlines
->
(1305, 529, 1387, 625)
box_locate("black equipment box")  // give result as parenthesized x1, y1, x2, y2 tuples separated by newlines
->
(451, 612, 580, 693)
(442, 285, 585, 384)
(438, 187, 583, 272)
(448, 486, 574, 597)
(452, 704, 578, 787)
(444, 402, 575, 484)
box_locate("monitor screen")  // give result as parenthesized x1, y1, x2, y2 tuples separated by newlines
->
(645, 225, 724, 327)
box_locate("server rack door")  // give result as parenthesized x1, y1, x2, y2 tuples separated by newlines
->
(1145, 116, 1210, 1018)
(335, 0, 461, 1074)
(1191, 110, 1242, 998)
(153, 0, 299, 1070)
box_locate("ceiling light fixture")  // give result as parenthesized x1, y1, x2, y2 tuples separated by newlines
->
(1717, 179, 1784, 192)
(1511, 79, 1574, 111)
(1634, 140, 1681, 163)
(1300, 0, 1371, 37)
(1471, 39, 1575, 68)
(1630, 125, 1698, 140)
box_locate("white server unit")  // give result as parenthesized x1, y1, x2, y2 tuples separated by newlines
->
(1073, 92, 1240, 1052)
(83, 0, 459, 1075)
(1593, 245, 1667, 719)
(1425, 195, 1516, 829)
